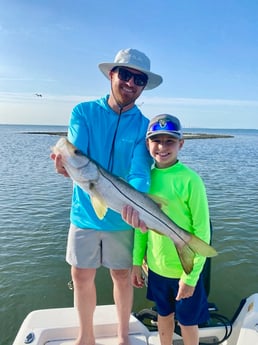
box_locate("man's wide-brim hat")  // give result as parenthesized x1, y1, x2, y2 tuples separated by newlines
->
(98, 48, 163, 90)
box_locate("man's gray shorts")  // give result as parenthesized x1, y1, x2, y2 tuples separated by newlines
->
(66, 224, 134, 269)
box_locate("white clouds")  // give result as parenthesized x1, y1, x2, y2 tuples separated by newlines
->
(0, 92, 95, 125)
(141, 96, 258, 107)
(0, 92, 257, 128)
(139, 96, 258, 129)
(0, 92, 94, 104)
(2, 91, 258, 107)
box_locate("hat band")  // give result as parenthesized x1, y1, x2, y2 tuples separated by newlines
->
(149, 120, 181, 133)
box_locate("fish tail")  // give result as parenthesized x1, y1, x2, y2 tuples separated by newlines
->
(175, 235, 217, 275)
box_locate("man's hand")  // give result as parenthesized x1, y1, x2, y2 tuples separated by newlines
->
(50, 153, 70, 177)
(121, 205, 147, 232)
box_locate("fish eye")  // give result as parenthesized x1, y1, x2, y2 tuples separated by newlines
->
(74, 149, 84, 156)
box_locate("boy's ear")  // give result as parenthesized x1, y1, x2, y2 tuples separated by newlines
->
(146, 139, 150, 150)
(179, 139, 184, 149)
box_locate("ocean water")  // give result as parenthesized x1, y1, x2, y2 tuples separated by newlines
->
(0, 124, 257, 345)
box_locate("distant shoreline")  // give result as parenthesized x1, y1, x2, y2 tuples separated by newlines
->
(22, 131, 234, 139)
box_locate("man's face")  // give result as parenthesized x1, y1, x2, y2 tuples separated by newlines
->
(109, 67, 147, 108)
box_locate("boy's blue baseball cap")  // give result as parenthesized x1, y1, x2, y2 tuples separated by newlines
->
(146, 114, 183, 139)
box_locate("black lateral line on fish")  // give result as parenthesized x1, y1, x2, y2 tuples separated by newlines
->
(98, 168, 192, 248)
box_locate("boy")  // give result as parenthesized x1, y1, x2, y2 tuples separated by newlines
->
(123, 114, 210, 345)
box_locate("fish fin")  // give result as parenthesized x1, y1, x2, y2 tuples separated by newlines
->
(90, 192, 108, 219)
(175, 234, 218, 275)
(187, 234, 218, 257)
(149, 228, 166, 236)
(148, 195, 169, 208)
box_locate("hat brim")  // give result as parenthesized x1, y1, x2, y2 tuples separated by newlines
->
(98, 62, 163, 90)
(146, 130, 183, 140)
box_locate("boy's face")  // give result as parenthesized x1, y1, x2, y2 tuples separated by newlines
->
(147, 134, 184, 169)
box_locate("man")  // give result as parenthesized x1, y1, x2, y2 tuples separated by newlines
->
(51, 48, 162, 345)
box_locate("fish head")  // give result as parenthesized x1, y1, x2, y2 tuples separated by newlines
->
(52, 137, 99, 185)
(53, 137, 89, 169)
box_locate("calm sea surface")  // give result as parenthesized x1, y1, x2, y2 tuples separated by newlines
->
(0, 124, 257, 345)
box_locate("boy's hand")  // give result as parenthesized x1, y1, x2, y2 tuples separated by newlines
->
(131, 265, 145, 288)
(50, 153, 70, 177)
(176, 279, 195, 300)
(121, 205, 147, 232)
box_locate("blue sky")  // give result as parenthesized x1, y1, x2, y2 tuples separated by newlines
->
(0, 0, 258, 128)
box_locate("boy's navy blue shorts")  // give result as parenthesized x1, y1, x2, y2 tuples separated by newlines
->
(147, 269, 209, 326)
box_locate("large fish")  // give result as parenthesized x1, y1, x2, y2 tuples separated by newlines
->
(52, 137, 217, 274)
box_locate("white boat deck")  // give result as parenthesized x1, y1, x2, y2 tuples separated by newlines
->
(12, 294, 258, 345)
(13, 304, 152, 345)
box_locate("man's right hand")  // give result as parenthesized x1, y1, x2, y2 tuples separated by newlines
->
(50, 153, 70, 177)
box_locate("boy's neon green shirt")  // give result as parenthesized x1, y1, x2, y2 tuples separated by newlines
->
(133, 161, 210, 287)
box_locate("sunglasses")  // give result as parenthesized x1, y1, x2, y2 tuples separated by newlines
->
(149, 120, 181, 133)
(114, 67, 148, 87)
